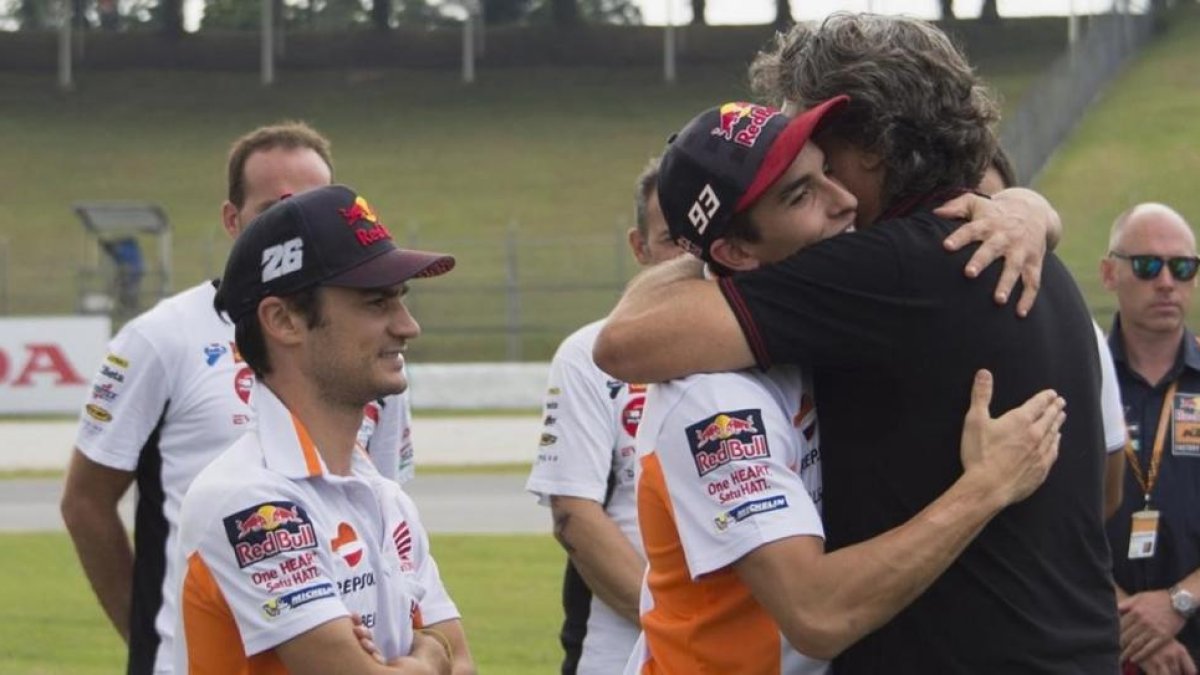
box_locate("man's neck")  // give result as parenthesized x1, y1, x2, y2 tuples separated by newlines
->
(1121, 324, 1185, 387)
(263, 374, 362, 476)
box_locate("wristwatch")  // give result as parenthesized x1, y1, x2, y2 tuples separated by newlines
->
(1169, 585, 1198, 619)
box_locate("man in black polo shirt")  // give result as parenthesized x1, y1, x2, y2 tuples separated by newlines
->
(595, 13, 1119, 673)
(1102, 203, 1200, 675)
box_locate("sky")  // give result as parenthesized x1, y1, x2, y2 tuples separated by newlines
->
(177, 0, 1137, 32)
(638, 0, 1128, 24)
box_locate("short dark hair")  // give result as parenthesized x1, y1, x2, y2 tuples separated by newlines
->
(634, 156, 661, 239)
(226, 121, 333, 208)
(233, 286, 325, 378)
(707, 210, 762, 277)
(749, 13, 999, 214)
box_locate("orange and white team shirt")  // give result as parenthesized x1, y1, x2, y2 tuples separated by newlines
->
(174, 382, 458, 673)
(73, 281, 416, 674)
(625, 367, 828, 675)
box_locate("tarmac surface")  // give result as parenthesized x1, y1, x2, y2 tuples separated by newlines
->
(0, 416, 550, 535)
(0, 473, 549, 535)
(0, 415, 543, 470)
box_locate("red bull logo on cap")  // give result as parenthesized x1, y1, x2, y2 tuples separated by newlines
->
(223, 501, 318, 568)
(710, 102, 781, 149)
(338, 195, 393, 247)
(686, 408, 770, 477)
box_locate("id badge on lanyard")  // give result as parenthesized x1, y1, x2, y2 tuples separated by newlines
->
(1125, 382, 1177, 560)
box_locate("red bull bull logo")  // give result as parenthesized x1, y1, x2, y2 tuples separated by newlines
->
(235, 504, 303, 538)
(712, 102, 754, 141)
(694, 413, 759, 447)
(686, 408, 770, 477)
(223, 501, 318, 568)
(710, 102, 780, 149)
(338, 195, 393, 247)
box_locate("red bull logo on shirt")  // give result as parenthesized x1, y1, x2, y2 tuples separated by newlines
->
(710, 102, 780, 149)
(686, 408, 770, 476)
(223, 501, 318, 568)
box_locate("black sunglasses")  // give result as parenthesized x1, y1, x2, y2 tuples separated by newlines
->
(1110, 252, 1200, 282)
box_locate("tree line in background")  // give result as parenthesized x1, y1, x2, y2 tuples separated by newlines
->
(1, 0, 1009, 34)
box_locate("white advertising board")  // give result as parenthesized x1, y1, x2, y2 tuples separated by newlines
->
(0, 316, 111, 414)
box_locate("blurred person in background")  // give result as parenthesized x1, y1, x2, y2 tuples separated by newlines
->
(525, 156, 684, 675)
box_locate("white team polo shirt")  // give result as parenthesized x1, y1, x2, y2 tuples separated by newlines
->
(625, 367, 829, 675)
(526, 320, 644, 675)
(173, 381, 457, 673)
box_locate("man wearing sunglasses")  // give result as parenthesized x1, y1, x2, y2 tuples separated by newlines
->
(1102, 203, 1200, 675)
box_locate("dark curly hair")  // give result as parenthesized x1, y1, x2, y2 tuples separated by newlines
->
(749, 13, 999, 214)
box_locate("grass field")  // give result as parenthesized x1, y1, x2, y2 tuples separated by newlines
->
(0, 41, 1043, 361)
(1039, 2, 1200, 323)
(0, 532, 563, 674)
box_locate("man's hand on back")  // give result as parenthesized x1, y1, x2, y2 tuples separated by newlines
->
(937, 188, 1060, 317)
(958, 369, 1065, 508)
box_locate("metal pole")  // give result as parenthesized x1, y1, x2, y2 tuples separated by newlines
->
(0, 236, 8, 315)
(275, 3, 286, 59)
(261, 0, 275, 86)
(474, 0, 485, 57)
(505, 222, 521, 361)
(463, 8, 476, 84)
(58, 0, 73, 92)
(663, 0, 676, 84)
(161, 227, 172, 297)
(1069, 0, 1080, 45)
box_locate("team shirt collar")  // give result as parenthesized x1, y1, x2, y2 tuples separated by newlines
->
(253, 380, 330, 479)
(1108, 313, 1200, 379)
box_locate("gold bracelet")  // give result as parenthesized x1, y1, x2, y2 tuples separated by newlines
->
(418, 627, 454, 661)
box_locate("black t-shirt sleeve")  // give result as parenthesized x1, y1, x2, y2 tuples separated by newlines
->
(720, 226, 920, 370)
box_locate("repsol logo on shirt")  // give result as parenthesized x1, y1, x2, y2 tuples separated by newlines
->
(338, 572, 376, 596)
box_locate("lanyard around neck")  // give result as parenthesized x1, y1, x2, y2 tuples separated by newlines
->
(1124, 381, 1179, 506)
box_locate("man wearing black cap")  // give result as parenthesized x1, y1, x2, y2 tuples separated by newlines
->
(174, 185, 471, 674)
(598, 13, 1119, 674)
(622, 100, 1064, 675)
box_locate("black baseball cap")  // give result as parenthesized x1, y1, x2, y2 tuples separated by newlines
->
(657, 96, 849, 263)
(215, 184, 455, 322)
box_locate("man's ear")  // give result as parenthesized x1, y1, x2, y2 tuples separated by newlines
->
(627, 227, 651, 266)
(258, 297, 305, 348)
(1099, 258, 1119, 292)
(221, 201, 240, 240)
(709, 238, 761, 273)
(859, 150, 885, 171)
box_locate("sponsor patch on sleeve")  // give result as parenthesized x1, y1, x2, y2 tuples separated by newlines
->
(85, 403, 112, 423)
(223, 501, 318, 569)
(714, 495, 789, 532)
(685, 408, 769, 476)
(261, 581, 336, 619)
